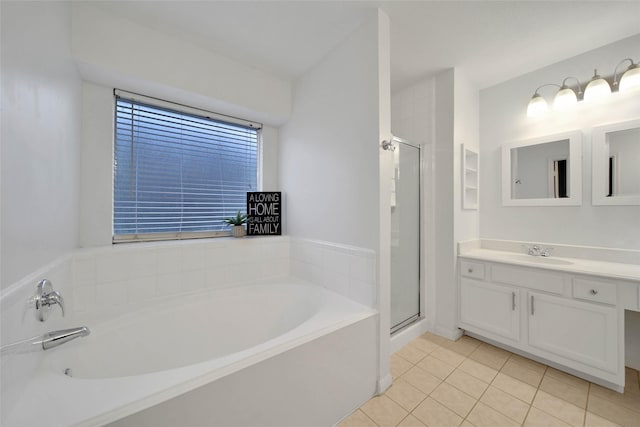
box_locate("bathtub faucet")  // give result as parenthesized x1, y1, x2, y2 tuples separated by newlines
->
(41, 326, 90, 350)
(0, 326, 90, 355)
(33, 279, 65, 321)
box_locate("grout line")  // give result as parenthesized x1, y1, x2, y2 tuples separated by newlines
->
(360, 409, 380, 427)
(583, 382, 591, 427)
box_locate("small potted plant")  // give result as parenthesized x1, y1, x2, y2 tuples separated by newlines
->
(223, 210, 248, 238)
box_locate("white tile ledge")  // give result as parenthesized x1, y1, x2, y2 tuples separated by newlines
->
(459, 242, 640, 283)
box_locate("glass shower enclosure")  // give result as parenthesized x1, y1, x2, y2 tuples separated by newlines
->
(390, 136, 421, 334)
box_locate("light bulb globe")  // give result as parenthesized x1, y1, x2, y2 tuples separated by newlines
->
(527, 94, 548, 117)
(620, 65, 640, 92)
(584, 71, 611, 101)
(553, 87, 578, 111)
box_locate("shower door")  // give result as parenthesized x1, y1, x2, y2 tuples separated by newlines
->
(390, 137, 421, 334)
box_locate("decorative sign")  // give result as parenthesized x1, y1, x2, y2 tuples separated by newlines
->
(246, 192, 282, 236)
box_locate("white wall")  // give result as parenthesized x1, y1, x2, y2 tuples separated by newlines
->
(432, 70, 457, 338)
(279, 9, 392, 392)
(71, 3, 291, 127)
(453, 69, 480, 243)
(480, 34, 640, 250)
(279, 11, 382, 251)
(1, 1, 82, 289)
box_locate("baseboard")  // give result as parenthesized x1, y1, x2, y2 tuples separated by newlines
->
(432, 325, 463, 341)
(376, 373, 393, 395)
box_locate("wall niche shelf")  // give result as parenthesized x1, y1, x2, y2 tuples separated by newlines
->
(462, 145, 479, 210)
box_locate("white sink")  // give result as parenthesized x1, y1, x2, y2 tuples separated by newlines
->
(503, 253, 573, 266)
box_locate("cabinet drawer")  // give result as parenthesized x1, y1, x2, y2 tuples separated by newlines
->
(460, 260, 485, 280)
(573, 278, 617, 305)
(492, 264, 564, 295)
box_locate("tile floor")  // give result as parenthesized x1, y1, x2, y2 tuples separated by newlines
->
(339, 333, 640, 427)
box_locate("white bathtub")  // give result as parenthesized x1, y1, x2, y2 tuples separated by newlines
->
(3, 278, 378, 427)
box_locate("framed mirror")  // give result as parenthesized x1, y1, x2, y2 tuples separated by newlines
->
(502, 131, 582, 206)
(592, 118, 640, 206)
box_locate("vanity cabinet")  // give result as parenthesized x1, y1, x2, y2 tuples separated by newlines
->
(460, 278, 519, 341)
(458, 257, 627, 391)
(528, 291, 618, 373)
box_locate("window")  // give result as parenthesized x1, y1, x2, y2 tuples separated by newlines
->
(113, 90, 260, 242)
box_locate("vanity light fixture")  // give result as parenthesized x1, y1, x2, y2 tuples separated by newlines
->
(614, 58, 640, 92)
(527, 56, 638, 117)
(583, 69, 611, 101)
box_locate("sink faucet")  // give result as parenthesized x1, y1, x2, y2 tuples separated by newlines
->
(539, 247, 554, 257)
(526, 245, 554, 257)
(527, 245, 541, 256)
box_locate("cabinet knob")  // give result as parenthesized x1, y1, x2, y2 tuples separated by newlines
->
(590, 289, 599, 295)
(468, 268, 473, 273)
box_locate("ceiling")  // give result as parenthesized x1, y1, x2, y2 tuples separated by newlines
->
(89, 1, 640, 91)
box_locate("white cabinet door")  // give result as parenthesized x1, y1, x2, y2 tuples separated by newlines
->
(460, 278, 520, 341)
(528, 292, 618, 373)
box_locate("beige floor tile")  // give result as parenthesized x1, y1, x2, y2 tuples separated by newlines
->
(446, 369, 489, 399)
(338, 410, 378, 427)
(625, 367, 640, 395)
(590, 382, 640, 414)
(430, 382, 477, 417)
(420, 332, 451, 346)
(430, 346, 467, 367)
(469, 343, 511, 370)
(539, 374, 588, 408)
(391, 353, 414, 378)
(416, 355, 457, 380)
(524, 407, 572, 427)
(533, 390, 585, 427)
(442, 336, 482, 357)
(397, 343, 428, 364)
(585, 411, 623, 427)
(480, 385, 530, 424)
(385, 378, 427, 412)
(492, 372, 537, 403)
(500, 358, 544, 387)
(397, 414, 427, 427)
(460, 422, 474, 427)
(458, 358, 498, 383)
(411, 336, 442, 354)
(587, 393, 640, 427)
(401, 366, 442, 395)
(361, 395, 408, 427)
(507, 353, 547, 374)
(466, 401, 520, 427)
(544, 367, 589, 392)
(412, 397, 463, 427)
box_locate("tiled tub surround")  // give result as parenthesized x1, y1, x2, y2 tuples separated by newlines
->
(0, 236, 378, 426)
(457, 239, 640, 393)
(341, 333, 640, 427)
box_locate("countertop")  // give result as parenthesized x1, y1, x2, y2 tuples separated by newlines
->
(459, 248, 640, 283)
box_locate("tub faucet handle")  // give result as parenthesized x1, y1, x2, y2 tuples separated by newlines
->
(34, 279, 65, 322)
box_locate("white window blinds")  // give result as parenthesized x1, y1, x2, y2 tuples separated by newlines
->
(113, 92, 260, 242)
